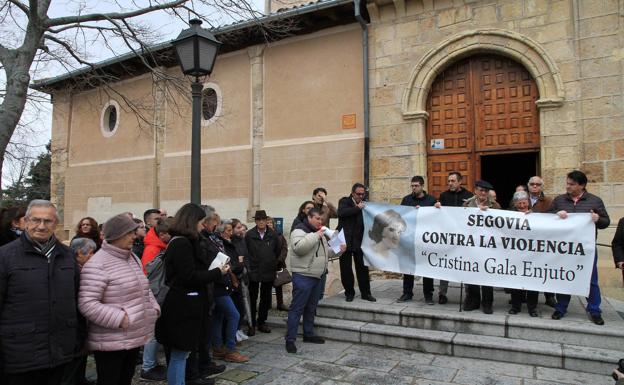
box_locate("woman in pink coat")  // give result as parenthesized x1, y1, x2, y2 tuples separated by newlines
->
(79, 213, 160, 385)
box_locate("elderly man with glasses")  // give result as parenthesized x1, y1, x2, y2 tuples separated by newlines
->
(0, 200, 83, 385)
(526, 176, 557, 307)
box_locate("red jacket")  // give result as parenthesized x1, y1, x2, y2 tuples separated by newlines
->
(142, 227, 167, 275)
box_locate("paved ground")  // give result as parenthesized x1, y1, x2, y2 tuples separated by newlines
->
(83, 278, 622, 385)
(124, 324, 614, 385)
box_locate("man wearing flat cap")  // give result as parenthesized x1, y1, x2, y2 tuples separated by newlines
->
(245, 210, 280, 334)
(463, 180, 501, 314)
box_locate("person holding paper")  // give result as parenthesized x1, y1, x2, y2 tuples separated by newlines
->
(155, 203, 229, 385)
(285, 207, 346, 353)
(550, 170, 609, 325)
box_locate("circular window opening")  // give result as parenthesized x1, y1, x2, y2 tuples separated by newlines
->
(202, 88, 218, 121)
(100, 100, 120, 137)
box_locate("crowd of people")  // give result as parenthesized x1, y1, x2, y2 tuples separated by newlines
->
(0, 168, 622, 385)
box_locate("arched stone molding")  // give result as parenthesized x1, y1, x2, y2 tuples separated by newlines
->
(402, 29, 565, 121)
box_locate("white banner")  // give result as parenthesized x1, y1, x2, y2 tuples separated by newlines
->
(362, 203, 596, 296)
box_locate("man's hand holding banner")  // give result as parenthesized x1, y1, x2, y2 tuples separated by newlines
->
(362, 203, 596, 296)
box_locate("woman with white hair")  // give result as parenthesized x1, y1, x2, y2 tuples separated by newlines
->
(508, 191, 539, 317)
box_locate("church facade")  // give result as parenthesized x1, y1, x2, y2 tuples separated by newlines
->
(37, 0, 624, 297)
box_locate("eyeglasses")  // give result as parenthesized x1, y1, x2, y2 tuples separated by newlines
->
(28, 217, 55, 226)
(529, 183, 542, 186)
(354, 192, 365, 196)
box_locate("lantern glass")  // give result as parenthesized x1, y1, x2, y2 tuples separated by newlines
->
(172, 19, 221, 78)
(174, 38, 196, 75)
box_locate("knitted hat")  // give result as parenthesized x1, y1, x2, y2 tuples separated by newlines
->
(103, 213, 140, 242)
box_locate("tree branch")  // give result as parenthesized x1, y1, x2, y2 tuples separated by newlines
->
(7, 0, 29, 16)
(45, 0, 188, 27)
(43, 34, 93, 67)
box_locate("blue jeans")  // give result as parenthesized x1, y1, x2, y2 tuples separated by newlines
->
(318, 272, 327, 300)
(286, 273, 322, 343)
(167, 349, 190, 385)
(555, 254, 601, 315)
(142, 336, 159, 371)
(211, 295, 240, 350)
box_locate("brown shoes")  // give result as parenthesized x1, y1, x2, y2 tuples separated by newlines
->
(224, 349, 249, 363)
(212, 346, 226, 359)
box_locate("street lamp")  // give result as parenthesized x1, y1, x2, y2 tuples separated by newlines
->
(172, 19, 221, 204)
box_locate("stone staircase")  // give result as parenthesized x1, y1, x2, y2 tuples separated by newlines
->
(267, 279, 624, 375)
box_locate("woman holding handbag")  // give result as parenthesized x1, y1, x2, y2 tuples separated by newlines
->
(155, 203, 228, 385)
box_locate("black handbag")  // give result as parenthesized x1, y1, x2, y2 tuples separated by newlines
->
(273, 268, 292, 287)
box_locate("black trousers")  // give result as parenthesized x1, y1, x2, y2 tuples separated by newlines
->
(60, 354, 88, 385)
(93, 348, 139, 385)
(510, 289, 538, 311)
(185, 309, 213, 379)
(249, 280, 272, 326)
(3, 364, 67, 385)
(339, 248, 371, 297)
(465, 284, 493, 306)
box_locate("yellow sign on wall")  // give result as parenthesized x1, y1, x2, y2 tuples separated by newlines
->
(342, 114, 356, 129)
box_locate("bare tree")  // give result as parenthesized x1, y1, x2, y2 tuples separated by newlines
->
(0, 0, 289, 194)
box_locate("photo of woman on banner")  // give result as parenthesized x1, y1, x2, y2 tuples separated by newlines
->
(362, 205, 416, 275)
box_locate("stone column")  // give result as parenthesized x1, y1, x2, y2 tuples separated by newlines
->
(50, 92, 73, 239)
(248, 45, 266, 220)
(152, 68, 168, 208)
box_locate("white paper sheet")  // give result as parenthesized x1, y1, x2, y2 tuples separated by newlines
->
(328, 229, 346, 253)
(209, 251, 230, 270)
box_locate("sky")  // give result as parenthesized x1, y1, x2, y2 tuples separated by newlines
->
(2, 0, 266, 187)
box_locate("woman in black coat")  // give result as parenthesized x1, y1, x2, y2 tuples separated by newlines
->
(0, 206, 26, 247)
(155, 203, 228, 385)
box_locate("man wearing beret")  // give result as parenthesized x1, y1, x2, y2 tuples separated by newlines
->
(463, 180, 500, 314)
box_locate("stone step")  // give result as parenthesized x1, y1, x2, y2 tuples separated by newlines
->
(316, 298, 624, 351)
(266, 314, 619, 376)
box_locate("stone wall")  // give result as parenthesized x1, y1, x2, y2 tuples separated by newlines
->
(366, 0, 624, 299)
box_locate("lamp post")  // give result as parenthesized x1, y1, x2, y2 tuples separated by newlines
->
(172, 19, 221, 204)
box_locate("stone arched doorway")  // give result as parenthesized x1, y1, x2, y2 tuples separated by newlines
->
(425, 54, 540, 206)
(401, 29, 565, 203)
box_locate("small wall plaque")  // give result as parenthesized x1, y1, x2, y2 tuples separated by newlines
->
(342, 114, 357, 129)
(431, 138, 445, 149)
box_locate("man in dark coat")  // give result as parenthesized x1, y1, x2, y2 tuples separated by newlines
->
(337, 183, 375, 302)
(549, 170, 610, 325)
(0, 200, 82, 385)
(245, 210, 280, 333)
(397, 176, 437, 304)
(435, 171, 473, 304)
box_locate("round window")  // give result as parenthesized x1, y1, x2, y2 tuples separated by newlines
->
(100, 100, 120, 137)
(202, 88, 218, 121)
(201, 83, 221, 126)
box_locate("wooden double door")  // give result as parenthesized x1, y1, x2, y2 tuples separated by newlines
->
(426, 55, 540, 200)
